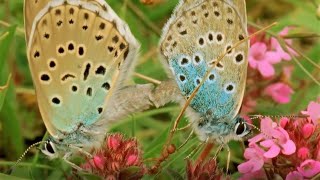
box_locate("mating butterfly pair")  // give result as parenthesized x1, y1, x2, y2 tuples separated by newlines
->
(24, 0, 249, 168)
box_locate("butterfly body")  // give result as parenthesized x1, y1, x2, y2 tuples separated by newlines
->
(160, 0, 250, 143)
(24, 0, 139, 157)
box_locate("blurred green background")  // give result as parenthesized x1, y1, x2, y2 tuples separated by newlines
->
(0, 0, 319, 179)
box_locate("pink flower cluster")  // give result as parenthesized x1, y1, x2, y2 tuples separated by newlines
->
(81, 133, 145, 179)
(239, 100, 320, 179)
(241, 27, 297, 114)
(249, 27, 297, 78)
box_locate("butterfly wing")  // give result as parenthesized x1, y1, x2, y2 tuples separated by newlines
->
(160, 0, 248, 121)
(25, 0, 139, 138)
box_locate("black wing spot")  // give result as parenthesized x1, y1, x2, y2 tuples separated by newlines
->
(226, 84, 234, 91)
(191, 11, 196, 16)
(55, 9, 61, 15)
(102, 82, 110, 90)
(208, 33, 213, 41)
(71, 85, 78, 92)
(69, 19, 74, 24)
(179, 75, 186, 82)
(236, 53, 244, 63)
(198, 38, 205, 46)
(41, 74, 50, 81)
(112, 35, 119, 43)
(216, 34, 223, 42)
(217, 62, 223, 68)
(226, 46, 232, 54)
(95, 66, 106, 75)
(58, 47, 65, 54)
(107, 46, 114, 53)
(61, 74, 76, 81)
(49, 61, 56, 68)
(56, 20, 63, 26)
(196, 79, 201, 85)
(86, 87, 92, 96)
(84, 13, 89, 19)
(172, 41, 177, 48)
(52, 97, 60, 105)
(194, 55, 201, 63)
(98, 107, 103, 114)
(44, 33, 50, 39)
(99, 23, 105, 30)
(239, 34, 244, 41)
(180, 30, 187, 35)
(227, 19, 233, 25)
(114, 51, 118, 58)
(82, 25, 88, 30)
(78, 46, 84, 56)
(204, 12, 209, 18)
(34, 51, 40, 58)
(214, 11, 220, 17)
(119, 43, 126, 51)
(83, 63, 91, 81)
(209, 74, 215, 81)
(68, 43, 74, 51)
(177, 21, 182, 28)
(181, 57, 189, 65)
(95, 35, 103, 41)
(69, 8, 74, 14)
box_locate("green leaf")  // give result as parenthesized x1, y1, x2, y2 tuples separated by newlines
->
(0, 173, 28, 180)
(0, 25, 24, 159)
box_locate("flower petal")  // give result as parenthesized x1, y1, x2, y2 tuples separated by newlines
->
(258, 61, 275, 77)
(263, 144, 280, 158)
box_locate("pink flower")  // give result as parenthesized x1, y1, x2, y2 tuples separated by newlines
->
(249, 42, 281, 77)
(306, 101, 320, 125)
(239, 169, 267, 180)
(302, 123, 315, 139)
(264, 82, 294, 104)
(297, 159, 320, 178)
(286, 171, 303, 180)
(270, 27, 298, 61)
(93, 156, 104, 170)
(280, 117, 290, 128)
(81, 133, 145, 179)
(297, 147, 310, 160)
(249, 118, 296, 158)
(238, 144, 265, 173)
(107, 134, 121, 150)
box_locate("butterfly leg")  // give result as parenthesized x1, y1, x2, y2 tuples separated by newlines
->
(174, 123, 192, 132)
(225, 145, 231, 174)
(63, 152, 83, 171)
(213, 144, 223, 160)
(184, 140, 205, 160)
(178, 130, 194, 150)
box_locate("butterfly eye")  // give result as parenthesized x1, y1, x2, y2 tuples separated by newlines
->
(43, 141, 56, 156)
(235, 121, 249, 137)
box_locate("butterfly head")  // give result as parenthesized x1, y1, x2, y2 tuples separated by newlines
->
(195, 114, 251, 144)
(41, 138, 64, 159)
(234, 116, 251, 138)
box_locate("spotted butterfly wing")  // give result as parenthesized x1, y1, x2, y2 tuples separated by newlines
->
(25, 0, 139, 152)
(160, 0, 249, 142)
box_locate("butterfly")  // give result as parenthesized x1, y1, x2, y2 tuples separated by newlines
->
(159, 0, 250, 145)
(24, 0, 139, 163)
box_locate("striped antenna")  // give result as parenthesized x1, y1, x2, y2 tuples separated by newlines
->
(14, 140, 48, 167)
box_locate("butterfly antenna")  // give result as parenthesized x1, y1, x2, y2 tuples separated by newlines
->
(249, 114, 309, 119)
(14, 141, 48, 168)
